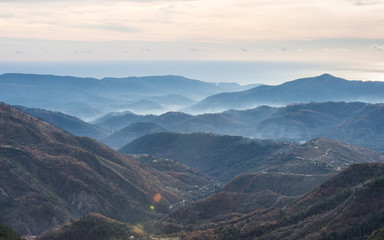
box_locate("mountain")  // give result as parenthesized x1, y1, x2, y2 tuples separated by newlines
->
(0, 224, 24, 240)
(151, 137, 384, 228)
(0, 73, 256, 119)
(147, 94, 197, 108)
(186, 74, 384, 113)
(120, 132, 384, 182)
(221, 172, 330, 197)
(166, 191, 297, 226)
(251, 102, 384, 152)
(124, 100, 165, 114)
(369, 227, 384, 240)
(269, 137, 384, 173)
(36, 213, 142, 240)
(326, 103, 384, 152)
(0, 74, 108, 120)
(99, 75, 254, 100)
(0, 103, 216, 236)
(127, 154, 222, 201)
(163, 173, 330, 226)
(14, 106, 109, 140)
(100, 122, 169, 149)
(169, 163, 384, 240)
(93, 110, 194, 133)
(119, 132, 293, 181)
(98, 102, 384, 152)
(92, 111, 157, 132)
(168, 173, 318, 226)
(165, 173, 323, 225)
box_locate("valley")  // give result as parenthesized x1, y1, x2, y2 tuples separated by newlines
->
(1, 73, 384, 240)
(2, 0, 383, 237)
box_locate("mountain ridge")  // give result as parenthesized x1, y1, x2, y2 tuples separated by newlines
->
(186, 74, 384, 113)
(0, 73, 257, 119)
(120, 132, 384, 182)
(14, 105, 109, 140)
(119, 132, 294, 181)
(168, 163, 384, 240)
(97, 102, 384, 152)
(100, 122, 169, 149)
(0, 103, 218, 236)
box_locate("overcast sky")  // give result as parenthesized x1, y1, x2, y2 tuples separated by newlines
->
(0, 0, 383, 63)
(0, 0, 383, 84)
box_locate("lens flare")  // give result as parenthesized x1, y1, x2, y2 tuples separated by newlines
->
(153, 193, 162, 203)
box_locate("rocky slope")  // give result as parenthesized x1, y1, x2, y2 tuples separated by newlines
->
(165, 163, 384, 240)
(0, 103, 214, 236)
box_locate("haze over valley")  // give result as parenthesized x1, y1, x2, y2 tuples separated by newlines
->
(1, 0, 384, 239)
(1, 72, 384, 239)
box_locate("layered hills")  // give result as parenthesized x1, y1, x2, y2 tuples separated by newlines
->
(119, 132, 293, 181)
(128, 134, 384, 228)
(3, 73, 384, 120)
(0, 103, 218, 236)
(18, 101, 384, 154)
(14, 106, 109, 140)
(97, 102, 384, 152)
(120, 133, 384, 181)
(100, 122, 169, 149)
(0, 73, 255, 119)
(37, 213, 142, 240)
(186, 74, 384, 113)
(221, 172, 330, 196)
(2, 72, 384, 239)
(169, 163, 384, 240)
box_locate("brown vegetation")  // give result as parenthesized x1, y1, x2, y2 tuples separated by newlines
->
(0, 103, 213, 236)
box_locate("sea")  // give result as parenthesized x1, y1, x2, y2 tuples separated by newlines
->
(0, 60, 382, 85)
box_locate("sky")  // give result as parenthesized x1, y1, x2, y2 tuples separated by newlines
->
(0, 0, 383, 83)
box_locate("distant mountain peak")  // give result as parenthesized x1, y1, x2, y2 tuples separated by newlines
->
(187, 74, 384, 113)
(319, 73, 335, 78)
(287, 73, 346, 85)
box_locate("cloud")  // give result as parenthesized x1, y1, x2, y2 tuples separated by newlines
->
(237, 47, 248, 52)
(141, 48, 151, 52)
(347, 0, 383, 6)
(73, 49, 93, 54)
(334, 48, 349, 52)
(2, 0, 194, 2)
(1, 0, 384, 42)
(318, 48, 350, 53)
(369, 44, 384, 51)
(0, 14, 11, 18)
(81, 24, 139, 33)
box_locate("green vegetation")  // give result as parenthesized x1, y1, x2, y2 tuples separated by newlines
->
(120, 132, 292, 181)
(287, 189, 353, 225)
(0, 224, 24, 240)
(38, 214, 137, 240)
(320, 212, 384, 240)
(222, 172, 332, 196)
(368, 226, 384, 240)
(213, 225, 240, 240)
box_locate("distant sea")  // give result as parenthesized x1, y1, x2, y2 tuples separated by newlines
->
(0, 61, 382, 85)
